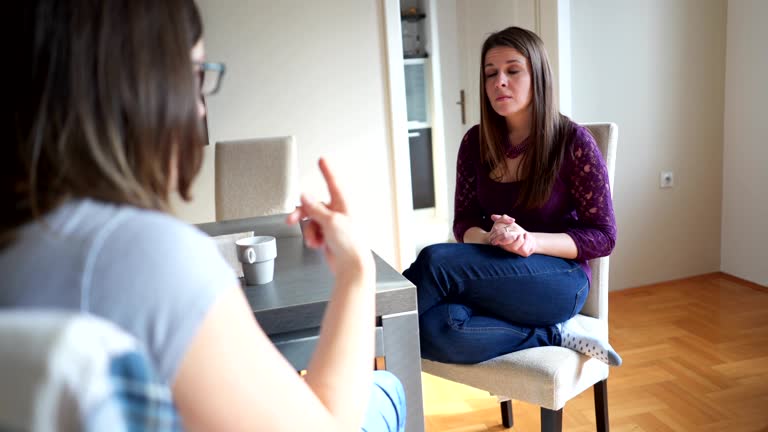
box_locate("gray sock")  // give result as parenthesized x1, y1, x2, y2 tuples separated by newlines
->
(557, 317, 622, 366)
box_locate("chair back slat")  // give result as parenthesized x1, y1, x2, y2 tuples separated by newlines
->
(580, 123, 618, 321)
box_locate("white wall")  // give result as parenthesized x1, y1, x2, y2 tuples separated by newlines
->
(175, 0, 399, 265)
(721, 0, 768, 286)
(571, 0, 727, 290)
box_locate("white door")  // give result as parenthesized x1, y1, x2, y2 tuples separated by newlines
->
(457, 0, 537, 128)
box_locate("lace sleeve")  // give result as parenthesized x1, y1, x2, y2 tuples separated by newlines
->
(453, 127, 485, 242)
(565, 127, 617, 260)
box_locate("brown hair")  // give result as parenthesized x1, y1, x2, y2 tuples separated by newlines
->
(3, 0, 206, 247)
(479, 26, 572, 209)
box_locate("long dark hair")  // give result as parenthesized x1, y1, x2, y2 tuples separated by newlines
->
(479, 26, 572, 209)
(3, 0, 206, 247)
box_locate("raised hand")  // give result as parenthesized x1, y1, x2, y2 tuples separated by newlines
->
(286, 158, 372, 275)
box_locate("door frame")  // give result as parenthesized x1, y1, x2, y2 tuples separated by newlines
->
(381, 0, 413, 270)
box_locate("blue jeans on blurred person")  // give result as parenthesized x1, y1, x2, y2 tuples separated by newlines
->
(403, 243, 589, 364)
(362, 370, 406, 432)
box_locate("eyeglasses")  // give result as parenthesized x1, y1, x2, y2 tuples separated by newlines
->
(195, 62, 226, 96)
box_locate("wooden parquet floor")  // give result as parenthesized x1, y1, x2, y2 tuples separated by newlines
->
(421, 273, 768, 432)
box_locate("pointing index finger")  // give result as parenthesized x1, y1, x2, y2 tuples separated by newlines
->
(318, 158, 348, 213)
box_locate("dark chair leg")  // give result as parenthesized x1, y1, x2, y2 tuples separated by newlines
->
(500, 400, 513, 428)
(541, 407, 563, 432)
(594, 379, 610, 432)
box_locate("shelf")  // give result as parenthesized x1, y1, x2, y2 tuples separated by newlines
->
(401, 12, 426, 22)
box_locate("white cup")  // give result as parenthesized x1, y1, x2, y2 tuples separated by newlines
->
(235, 236, 277, 285)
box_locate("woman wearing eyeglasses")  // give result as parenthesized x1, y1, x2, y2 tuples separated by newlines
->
(2, 1, 404, 431)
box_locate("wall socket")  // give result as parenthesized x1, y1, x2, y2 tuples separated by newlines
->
(660, 170, 674, 188)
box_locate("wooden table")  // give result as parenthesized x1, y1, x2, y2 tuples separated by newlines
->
(197, 215, 425, 432)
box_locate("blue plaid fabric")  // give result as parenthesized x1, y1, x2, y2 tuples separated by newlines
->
(87, 351, 184, 432)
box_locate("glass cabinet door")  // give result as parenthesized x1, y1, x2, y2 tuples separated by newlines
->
(404, 59, 429, 127)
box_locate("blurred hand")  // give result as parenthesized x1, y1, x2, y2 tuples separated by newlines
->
(286, 158, 372, 276)
(488, 214, 537, 257)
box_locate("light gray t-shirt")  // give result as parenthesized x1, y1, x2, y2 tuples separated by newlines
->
(0, 199, 238, 383)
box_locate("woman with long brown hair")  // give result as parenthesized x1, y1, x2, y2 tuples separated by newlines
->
(3, 1, 404, 430)
(403, 27, 622, 366)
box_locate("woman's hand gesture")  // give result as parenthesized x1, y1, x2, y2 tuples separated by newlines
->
(286, 158, 372, 276)
(488, 214, 537, 257)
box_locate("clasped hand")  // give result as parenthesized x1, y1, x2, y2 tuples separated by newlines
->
(488, 214, 537, 257)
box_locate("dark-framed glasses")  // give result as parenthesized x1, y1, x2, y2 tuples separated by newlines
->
(196, 62, 226, 96)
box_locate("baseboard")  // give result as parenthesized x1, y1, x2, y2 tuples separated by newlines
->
(610, 271, 766, 297)
(717, 271, 768, 292)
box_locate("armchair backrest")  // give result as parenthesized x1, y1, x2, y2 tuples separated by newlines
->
(215, 136, 299, 221)
(579, 123, 618, 322)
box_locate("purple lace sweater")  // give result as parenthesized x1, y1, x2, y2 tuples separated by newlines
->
(453, 123, 617, 282)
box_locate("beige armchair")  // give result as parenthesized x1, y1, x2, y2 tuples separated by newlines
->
(421, 123, 619, 432)
(215, 136, 299, 221)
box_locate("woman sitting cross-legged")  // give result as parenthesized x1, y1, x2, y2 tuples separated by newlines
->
(403, 26, 622, 367)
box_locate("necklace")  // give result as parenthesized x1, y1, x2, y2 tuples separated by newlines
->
(504, 137, 530, 159)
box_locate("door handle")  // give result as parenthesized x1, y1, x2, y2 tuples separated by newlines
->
(408, 132, 421, 138)
(456, 90, 466, 125)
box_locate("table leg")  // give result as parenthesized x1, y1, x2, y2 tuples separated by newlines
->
(381, 311, 425, 432)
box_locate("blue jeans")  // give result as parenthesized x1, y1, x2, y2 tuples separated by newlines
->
(362, 370, 406, 432)
(403, 243, 589, 364)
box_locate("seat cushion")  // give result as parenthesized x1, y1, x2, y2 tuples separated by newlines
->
(421, 315, 610, 410)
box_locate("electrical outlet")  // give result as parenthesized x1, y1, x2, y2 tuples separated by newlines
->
(660, 171, 674, 188)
